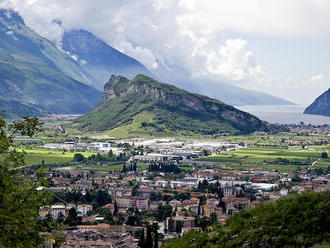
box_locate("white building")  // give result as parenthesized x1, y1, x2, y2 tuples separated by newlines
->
(169, 181, 198, 189)
(87, 142, 112, 152)
(77, 204, 93, 216)
(51, 204, 66, 219)
(134, 153, 169, 162)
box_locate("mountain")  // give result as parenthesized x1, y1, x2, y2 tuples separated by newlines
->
(172, 77, 294, 106)
(152, 65, 295, 106)
(0, 9, 101, 114)
(61, 29, 293, 106)
(0, 99, 48, 119)
(304, 88, 330, 117)
(163, 190, 330, 248)
(75, 74, 267, 136)
(62, 29, 152, 90)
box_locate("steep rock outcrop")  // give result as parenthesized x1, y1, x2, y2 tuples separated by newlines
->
(77, 74, 267, 135)
(304, 88, 330, 117)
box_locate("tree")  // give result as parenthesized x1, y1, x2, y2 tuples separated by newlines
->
(132, 184, 139, 196)
(156, 204, 172, 221)
(175, 221, 183, 233)
(122, 163, 127, 173)
(146, 225, 153, 248)
(107, 150, 113, 158)
(168, 217, 174, 232)
(126, 214, 142, 226)
(57, 212, 65, 223)
(0, 116, 47, 247)
(153, 223, 159, 248)
(114, 200, 118, 215)
(96, 190, 111, 207)
(198, 216, 211, 231)
(210, 212, 217, 224)
(321, 152, 328, 159)
(98, 208, 114, 223)
(163, 191, 330, 248)
(64, 208, 82, 226)
(73, 153, 85, 162)
(138, 229, 146, 248)
(202, 149, 209, 156)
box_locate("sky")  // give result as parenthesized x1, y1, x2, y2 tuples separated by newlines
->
(1, 0, 329, 105)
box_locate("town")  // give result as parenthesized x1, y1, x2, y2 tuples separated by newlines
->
(16, 126, 329, 248)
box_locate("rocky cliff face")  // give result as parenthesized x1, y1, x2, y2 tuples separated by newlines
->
(304, 89, 330, 117)
(102, 75, 128, 101)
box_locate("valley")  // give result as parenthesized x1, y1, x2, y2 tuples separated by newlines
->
(0, 4, 329, 248)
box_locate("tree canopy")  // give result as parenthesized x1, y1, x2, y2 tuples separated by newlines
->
(0, 115, 47, 247)
(163, 190, 330, 248)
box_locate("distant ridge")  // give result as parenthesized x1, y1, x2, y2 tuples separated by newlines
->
(0, 99, 48, 119)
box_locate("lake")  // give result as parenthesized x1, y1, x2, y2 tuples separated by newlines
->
(236, 105, 330, 125)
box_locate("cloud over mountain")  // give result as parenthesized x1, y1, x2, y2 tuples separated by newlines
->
(1, 0, 329, 104)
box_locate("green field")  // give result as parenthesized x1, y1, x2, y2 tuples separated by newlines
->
(22, 149, 97, 166)
(201, 146, 329, 172)
(51, 161, 151, 173)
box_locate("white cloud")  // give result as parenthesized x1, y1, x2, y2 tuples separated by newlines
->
(310, 74, 324, 83)
(114, 40, 159, 69)
(180, 0, 330, 39)
(0, 0, 329, 104)
(205, 39, 259, 81)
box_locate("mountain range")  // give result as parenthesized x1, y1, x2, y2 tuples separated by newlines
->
(62, 29, 152, 90)
(61, 29, 293, 106)
(0, 8, 293, 120)
(0, 8, 101, 116)
(304, 88, 330, 117)
(75, 74, 267, 136)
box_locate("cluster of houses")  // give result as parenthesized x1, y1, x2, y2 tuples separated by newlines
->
(40, 166, 330, 235)
(32, 136, 330, 247)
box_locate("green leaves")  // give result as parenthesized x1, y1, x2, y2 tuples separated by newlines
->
(0, 116, 48, 247)
(10, 116, 43, 138)
(163, 191, 330, 248)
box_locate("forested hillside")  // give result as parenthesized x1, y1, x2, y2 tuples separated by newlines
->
(163, 190, 330, 248)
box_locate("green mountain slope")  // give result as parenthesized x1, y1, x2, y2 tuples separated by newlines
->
(0, 99, 48, 119)
(0, 9, 101, 114)
(75, 74, 267, 136)
(163, 190, 330, 248)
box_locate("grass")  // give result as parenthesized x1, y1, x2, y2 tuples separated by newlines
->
(53, 161, 150, 173)
(66, 162, 125, 172)
(313, 160, 330, 169)
(22, 149, 97, 166)
(99, 112, 158, 138)
(200, 146, 329, 172)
